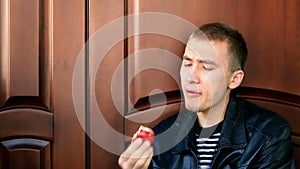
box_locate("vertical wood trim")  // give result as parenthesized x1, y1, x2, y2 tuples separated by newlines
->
(0, 0, 10, 106)
(85, 0, 90, 169)
(124, 0, 129, 127)
(127, 0, 142, 112)
(39, 0, 54, 109)
(0, 0, 52, 110)
(89, 0, 125, 168)
(52, 0, 86, 168)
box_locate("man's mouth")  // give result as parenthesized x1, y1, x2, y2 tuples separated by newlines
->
(184, 88, 202, 98)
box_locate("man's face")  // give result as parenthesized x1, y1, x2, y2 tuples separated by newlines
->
(180, 38, 233, 113)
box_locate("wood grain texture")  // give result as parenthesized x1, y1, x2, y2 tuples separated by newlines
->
(52, 0, 86, 168)
(0, 1, 54, 169)
(128, 0, 300, 103)
(89, 0, 125, 168)
(0, 139, 51, 169)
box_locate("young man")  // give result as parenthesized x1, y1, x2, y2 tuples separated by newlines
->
(118, 23, 295, 169)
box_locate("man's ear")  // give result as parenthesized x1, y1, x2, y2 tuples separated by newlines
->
(228, 70, 244, 89)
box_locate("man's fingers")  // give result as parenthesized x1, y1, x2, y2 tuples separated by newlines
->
(118, 138, 143, 168)
(121, 138, 144, 158)
(130, 140, 151, 158)
(118, 139, 153, 169)
(133, 145, 153, 169)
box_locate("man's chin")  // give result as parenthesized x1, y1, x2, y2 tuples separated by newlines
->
(184, 102, 210, 113)
(185, 103, 201, 113)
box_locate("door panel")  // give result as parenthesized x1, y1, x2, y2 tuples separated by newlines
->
(52, 0, 86, 168)
(2, 0, 39, 97)
(0, 138, 51, 169)
(0, 0, 54, 168)
(0, 0, 41, 104)
(128, 0, 300, 96)
(89, 0, 125, 168)
(0, 0, 86, 168)
(124, 0, 300, 168)
(124, 0, 300, 121)
(0, 109, 52, 139)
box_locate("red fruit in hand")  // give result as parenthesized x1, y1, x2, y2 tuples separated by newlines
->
(132, 125, 155, 144)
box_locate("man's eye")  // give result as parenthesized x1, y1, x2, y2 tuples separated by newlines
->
(203, 66, 214, 71)
(184, 63, 192, 67)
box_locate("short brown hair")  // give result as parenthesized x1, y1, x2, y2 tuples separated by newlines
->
(190, 22, 248, 72)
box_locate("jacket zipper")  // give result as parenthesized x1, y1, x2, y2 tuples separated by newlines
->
(211, 149, 220, 169)
(190, 150, 199, 169)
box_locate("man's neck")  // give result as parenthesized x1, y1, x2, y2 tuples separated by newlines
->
(197, 92, 230, 128)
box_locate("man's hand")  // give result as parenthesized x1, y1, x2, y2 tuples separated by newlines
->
(118, 138, 153, 169)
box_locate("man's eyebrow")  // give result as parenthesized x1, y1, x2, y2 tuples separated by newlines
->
(201, 59, 218, 66)
(183, 55, 218, 66)
(183, 55, 192, 61)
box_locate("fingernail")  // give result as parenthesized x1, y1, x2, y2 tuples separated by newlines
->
(144, 140, 151, 147)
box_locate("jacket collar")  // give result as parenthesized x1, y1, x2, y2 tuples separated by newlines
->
(171, 95, 247, 154)
(171, 112, 197, 154)
(219, 95, 247, 149)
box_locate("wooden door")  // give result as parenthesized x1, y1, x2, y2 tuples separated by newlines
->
(88, 0, 300, 168)
(122, 0, 300, 167)
(88, 1, 125, 168)
(1, 0, 300, 168)
(0, 0, 86, 168)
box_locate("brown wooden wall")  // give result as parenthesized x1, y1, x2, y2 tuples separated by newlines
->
(0, 0, 86, 168)
(0, 0, 299, 168)
(0, 0, 53, 168)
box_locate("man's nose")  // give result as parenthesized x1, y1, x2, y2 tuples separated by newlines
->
(186, 68, 200, 84)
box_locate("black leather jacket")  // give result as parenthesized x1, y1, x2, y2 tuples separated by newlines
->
(150, 96, 295, 169)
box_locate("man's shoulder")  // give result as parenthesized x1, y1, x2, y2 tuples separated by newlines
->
(240, 98, 291, 137)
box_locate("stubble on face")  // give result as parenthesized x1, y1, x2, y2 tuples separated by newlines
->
(180, 38, 233, 116)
